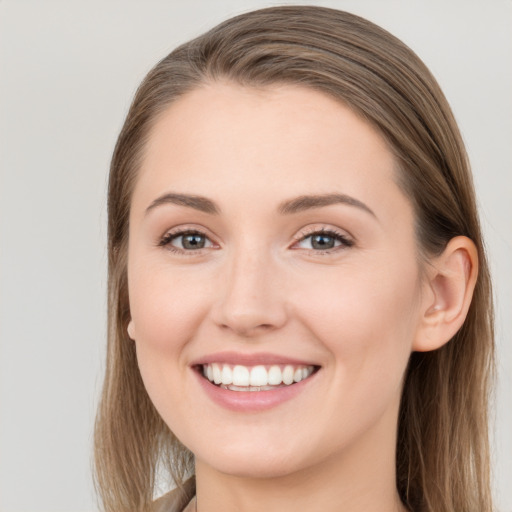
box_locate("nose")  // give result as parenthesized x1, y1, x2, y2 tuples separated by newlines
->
(211, 246, 288, 338)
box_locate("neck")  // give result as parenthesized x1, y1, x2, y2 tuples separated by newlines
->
(193, 406, 406, 512)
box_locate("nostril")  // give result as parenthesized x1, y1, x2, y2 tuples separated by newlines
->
(219, 321, 277, 337)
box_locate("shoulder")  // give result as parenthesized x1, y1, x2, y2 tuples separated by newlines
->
(151, 477, 196, 512)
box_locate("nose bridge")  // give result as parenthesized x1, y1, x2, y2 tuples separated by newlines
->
(213, 237, 287, 336)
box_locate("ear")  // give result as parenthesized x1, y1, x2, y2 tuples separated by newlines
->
(413, 236, 478, 352)
(127, 319, 136, 340)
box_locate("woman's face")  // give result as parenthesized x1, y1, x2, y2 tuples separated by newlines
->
(127, 83, 425, 478)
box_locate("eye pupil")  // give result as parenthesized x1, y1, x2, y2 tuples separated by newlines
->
(182, 234, 205, 249)
(311, 234, 335, 249)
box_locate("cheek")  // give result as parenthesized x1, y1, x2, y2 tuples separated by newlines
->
(127, 261, 215, 414)
(128, 263, 210, 455)
(294, 257, 420, 379)
(290, 260, 420, 441)
(128, 261, 212, 353)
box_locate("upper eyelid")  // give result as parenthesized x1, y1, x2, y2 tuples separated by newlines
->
(160, 225, 351, 239)
(159, 224, 217, 241)
(293, 225, 353, 242)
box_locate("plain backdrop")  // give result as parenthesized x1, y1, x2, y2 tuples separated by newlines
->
(0, 1, 510, 511)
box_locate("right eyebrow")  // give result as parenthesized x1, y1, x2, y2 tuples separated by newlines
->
(145, 193, 220, 216)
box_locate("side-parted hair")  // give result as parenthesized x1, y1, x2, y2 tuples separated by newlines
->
(94, 6, 494, 512)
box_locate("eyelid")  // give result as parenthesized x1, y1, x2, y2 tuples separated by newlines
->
(157, 225, 219, 253)
(291, 226, 355, 252)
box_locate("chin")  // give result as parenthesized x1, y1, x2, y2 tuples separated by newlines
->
(192, 434, 320, 480)
(205, 454, 304, 480)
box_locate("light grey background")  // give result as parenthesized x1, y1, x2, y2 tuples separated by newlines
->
(0, 1, 510, 511)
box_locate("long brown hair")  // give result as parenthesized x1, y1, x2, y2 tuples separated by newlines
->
(94, 6, 494, 512)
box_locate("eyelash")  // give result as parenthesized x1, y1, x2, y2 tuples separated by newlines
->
(157, 229, 213, 255)
(158, 227, 354, 256)
(292, 227, 354, 254)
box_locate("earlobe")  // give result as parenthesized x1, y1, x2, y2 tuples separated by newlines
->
(127, 319, 136, 340)
(413, 236, 478, 352)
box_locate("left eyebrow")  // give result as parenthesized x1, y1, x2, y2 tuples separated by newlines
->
(278, 193, 376, 218)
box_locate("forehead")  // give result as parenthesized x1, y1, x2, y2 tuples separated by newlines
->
(133, 82, 412, 227)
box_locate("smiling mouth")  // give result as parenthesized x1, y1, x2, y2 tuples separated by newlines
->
(197, 363, 319, 392)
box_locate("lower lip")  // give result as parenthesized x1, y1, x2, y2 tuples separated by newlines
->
(193, 368, 318, 412)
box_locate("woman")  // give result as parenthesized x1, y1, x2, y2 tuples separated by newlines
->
(94, 6, 494, 512)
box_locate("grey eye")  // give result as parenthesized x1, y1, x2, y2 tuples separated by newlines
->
(297, 233, 343, 250)
(172, 233, 211, 250)
(310, 234, 337, 250)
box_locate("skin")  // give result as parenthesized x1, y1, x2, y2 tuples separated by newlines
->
(127, 83, 477, 512)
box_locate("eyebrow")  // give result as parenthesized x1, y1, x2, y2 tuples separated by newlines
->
(278, 193, 376, 217)
(145, 192, 375, 218)
(145, 193, 220, 215)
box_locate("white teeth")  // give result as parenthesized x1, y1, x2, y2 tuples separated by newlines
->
(212, 363, 222, 384)
(282, 365, 294, 385)
(202, 362, 316, 390)
(268, 365, 282, 385)
(221, 365, 233, 385)
(250, 365, 268, 386)
(232, 365, 250, 386)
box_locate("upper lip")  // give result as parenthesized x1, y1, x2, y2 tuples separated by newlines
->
(190, 351, 320, 367)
